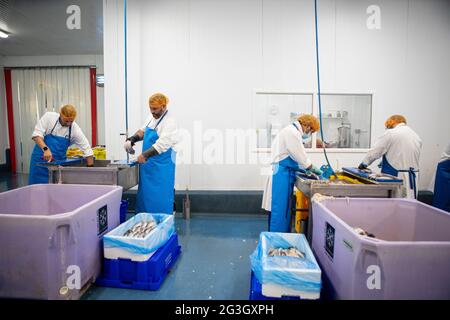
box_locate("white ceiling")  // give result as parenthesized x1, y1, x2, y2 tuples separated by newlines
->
(0, 0, 103, 56)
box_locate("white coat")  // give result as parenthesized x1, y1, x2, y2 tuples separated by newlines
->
(262, 121, 312, 211)
(32, 111, 93, 157)
(362, 123, 422, 199)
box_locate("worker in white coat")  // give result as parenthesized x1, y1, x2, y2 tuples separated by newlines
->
(29, 105, 94, 184)
(358, 115, 422, 199)
(124, 93, 179, 214)
(262, 114, 323, 232)
(432, 142, 450, 212)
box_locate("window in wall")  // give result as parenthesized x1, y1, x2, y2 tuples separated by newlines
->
(316, 94, 372, 149)
(254, 92, 313, 149)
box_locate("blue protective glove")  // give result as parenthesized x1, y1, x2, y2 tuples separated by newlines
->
(310, 164, 323, 176)
(358, 163, 368, 170)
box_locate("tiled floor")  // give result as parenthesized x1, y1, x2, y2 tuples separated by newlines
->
(0, 172, 29, 192)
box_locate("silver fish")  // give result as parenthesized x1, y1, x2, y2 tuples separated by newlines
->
(353, 227, 376, 238)
(122, 220, 158, 238)
(268, 247, 305, 259)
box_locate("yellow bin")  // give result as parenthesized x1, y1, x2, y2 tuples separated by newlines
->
(294, 189, 309, 233)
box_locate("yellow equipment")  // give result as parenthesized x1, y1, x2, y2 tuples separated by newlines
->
(294, 188, 309, 233)
(92, 146, 106, 160)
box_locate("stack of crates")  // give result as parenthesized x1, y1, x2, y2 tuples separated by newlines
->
(96, 213, 181, 291)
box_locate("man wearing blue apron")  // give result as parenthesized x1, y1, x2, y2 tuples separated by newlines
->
(358, 115, 422, 199)
(124, 93, 179, 214)
(432, 142, 450, 212)
(262, 115, 323, 232)
(29, 105, 94, 184)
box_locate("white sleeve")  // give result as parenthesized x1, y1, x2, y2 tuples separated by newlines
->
(285, 129, 312, 169)
(70, 123, 94, 157)
(362, 131, 391, 166)
(31, 112, 51, 139)
(151, 119, 179, 154)
(441, 142, 450, 162)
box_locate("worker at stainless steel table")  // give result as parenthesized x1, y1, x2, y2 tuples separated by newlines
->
(432, 142, 450, 212)
(29, 105, 94, 185)
(358, 115, 422, 199)
(262, 114, 323, 232)
(124, 93, 179, 214)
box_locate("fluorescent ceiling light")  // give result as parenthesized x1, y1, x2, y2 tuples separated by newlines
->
(0, 30, 9, 38)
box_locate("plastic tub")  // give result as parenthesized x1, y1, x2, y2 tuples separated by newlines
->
(103, 213, 175, 262)
(0, 184, 123, 300)
(120, 200, 129, 223)
(250, 232, 321, 299)
(96, 233, 181, 290)
(312, 198, 450, 300)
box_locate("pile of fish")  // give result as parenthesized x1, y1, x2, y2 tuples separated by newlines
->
(368, 173, 396, 180)
(353, 227, 376, 238)
(268, 247, 305, 259)
(123, 220, 157, 238)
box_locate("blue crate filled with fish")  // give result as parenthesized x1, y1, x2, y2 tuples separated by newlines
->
(103, 212, 175, 261)
(96, 233, 181, 291)
(250, 232, 322, 300)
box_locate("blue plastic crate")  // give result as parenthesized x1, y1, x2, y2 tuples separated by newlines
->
(119, 200, 128, 223)
(249, 272, 300, 300)
(96, 233, 181, 290)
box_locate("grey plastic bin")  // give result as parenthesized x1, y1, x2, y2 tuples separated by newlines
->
(312, 198, 450, 300)
(0, 184, 123, 300)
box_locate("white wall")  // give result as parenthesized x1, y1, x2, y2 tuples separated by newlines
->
(0, 56, 8, 164)
(2, 54, 106, 146)
(104, 0, 450, 191)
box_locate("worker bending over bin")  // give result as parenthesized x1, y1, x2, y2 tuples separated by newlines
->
(262, 114, 323, 232)
(358, 115, 422, 199)
(29, 104, 94, 184)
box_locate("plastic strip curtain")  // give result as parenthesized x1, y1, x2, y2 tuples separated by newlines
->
(11, 67, 91, 173)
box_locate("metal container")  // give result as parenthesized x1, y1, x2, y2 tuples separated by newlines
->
(47, 160, 138, 190)
(337, 125, 351, 148)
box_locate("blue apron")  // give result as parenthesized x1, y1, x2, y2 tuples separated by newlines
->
(269, 123, 302, 232)
(28, 119, 72, 185)
(432, 159, 450, 212)
(135, 111, 176, 214)
(381, 155, 418, 199)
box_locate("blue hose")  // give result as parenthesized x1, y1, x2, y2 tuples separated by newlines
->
(124, 0, 129, 162)
(314, 0, 335, 176)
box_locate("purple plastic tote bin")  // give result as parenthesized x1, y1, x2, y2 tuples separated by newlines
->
(311, 198, 450, 300)
(0, 184, 123, 300)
